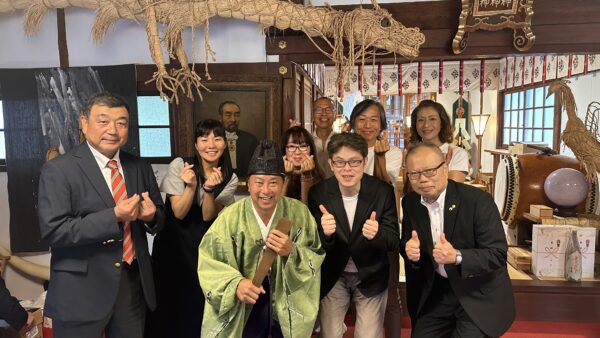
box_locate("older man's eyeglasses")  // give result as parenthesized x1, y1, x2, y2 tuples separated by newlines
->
(286, 144, 310, 152)
(331, 159, 363, 168)
(407, 162, 445, 180)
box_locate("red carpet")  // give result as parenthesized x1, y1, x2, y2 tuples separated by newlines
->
(333, 317, 600, 337)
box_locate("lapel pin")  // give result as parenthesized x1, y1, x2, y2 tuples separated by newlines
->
(449, 204, 456, 211)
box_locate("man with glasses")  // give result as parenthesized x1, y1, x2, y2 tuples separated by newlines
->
(308, 133, 399, 338)
(400, 143, 514, 338)
(218, 100, 258, 178)
(311, 97, 337, 178)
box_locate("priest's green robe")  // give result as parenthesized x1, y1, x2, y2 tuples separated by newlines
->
(198, 196, 324, 338)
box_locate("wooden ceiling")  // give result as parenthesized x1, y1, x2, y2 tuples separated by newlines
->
(268, 0, 600, 64)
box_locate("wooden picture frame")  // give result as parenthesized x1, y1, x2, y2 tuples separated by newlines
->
(194, 81, 281, 142)
(453, 0, 535, 54)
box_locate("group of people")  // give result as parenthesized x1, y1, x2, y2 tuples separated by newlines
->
(31, 91, 515, 338)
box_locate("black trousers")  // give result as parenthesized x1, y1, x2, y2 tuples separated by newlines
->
(384, 250, 402, 338)
(52, 260, 146, 338)
(411, 274, 490, 338)
(242, 278, 283, 338)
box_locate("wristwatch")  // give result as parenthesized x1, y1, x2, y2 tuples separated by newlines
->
(455, 249, 462, 265)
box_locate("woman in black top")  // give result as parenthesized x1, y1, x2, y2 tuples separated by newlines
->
(149, 119, 238, 338)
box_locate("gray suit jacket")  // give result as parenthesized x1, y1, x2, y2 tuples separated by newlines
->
(37, 143, 165, 322)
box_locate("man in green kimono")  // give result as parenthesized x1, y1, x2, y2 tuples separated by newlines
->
(198, 140, 325, 338)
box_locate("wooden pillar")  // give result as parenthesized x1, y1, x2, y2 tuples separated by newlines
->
(173, 94, 195, 157)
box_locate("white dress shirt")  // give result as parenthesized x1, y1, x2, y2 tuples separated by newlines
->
(87, 141, 124, 191)
(420, 189, 448, 277)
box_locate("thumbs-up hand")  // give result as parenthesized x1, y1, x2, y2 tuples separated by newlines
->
(433, 233, 457, 264)
(319, 204, 336, 237)
(405, 230, 421, 262)
(362, 211, 379, 240)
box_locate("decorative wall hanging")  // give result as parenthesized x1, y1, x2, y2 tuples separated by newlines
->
(0, 0, 425, 102)
(452, 94, 472, 150)
(499, 53, 600, 90)
(323, 60, 500, 97)
(453, 0, 535, 54)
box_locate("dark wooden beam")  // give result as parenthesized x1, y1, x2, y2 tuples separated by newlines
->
(57, 9, 69, 67)
(136, 63, 282, 92)
(268, 0, 600, 63)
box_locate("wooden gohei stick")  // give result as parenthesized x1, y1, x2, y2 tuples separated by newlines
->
(251, 218, 293, 287)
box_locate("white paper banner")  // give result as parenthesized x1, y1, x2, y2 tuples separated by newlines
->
(514, 56, 524, 88)
(589, 54, 600, 72)
(546, 55, 557, 81)
(484, 60, 500, 90)
(557, 55, 569, 79)
(533, 56, 544, 83)
(571, 54, 585, 76)
(381, 64, 399, 96)
(462, 60, 481, 92)
(421, 63, 439, 93)
(523, 56, 533, 86)
(443, 61, 461, 93)
(506, 57, 515, 89)
(499, 58, 507, 90)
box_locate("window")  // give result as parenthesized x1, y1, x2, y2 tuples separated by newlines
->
(499, 84, 559, 149)
(0, 100, 5, 171)
(384, 95, 404, 148)
(137, 95, 172, 159)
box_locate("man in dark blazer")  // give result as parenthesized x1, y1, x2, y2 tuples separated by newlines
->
(218, 101, 259, 178)
(400, 143, 515, 338)
(308, 133, 399, 338)
(37, 92, 165, 338)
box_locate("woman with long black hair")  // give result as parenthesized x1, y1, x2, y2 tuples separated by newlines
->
(150, 119, 237, 338)
(280, 126, 326, 204)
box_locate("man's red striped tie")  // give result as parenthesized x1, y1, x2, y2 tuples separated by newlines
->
(108, 160, 135, 264)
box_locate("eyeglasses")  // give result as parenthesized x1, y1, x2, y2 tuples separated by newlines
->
(331, 159, 363, 168)
(407, 162, 445, 180)
(286, 144, 310, 152)
(313, 107, 334, 115)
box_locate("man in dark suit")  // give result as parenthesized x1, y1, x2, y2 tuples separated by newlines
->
(37, 92, 165, 338)
(400, 142, 515, 338)
(218, 101, 259, 178)
(308, 133, 399, 338)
